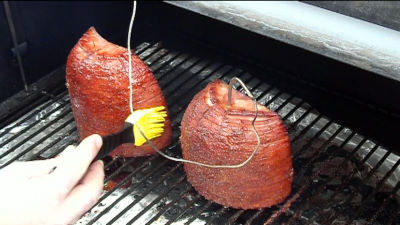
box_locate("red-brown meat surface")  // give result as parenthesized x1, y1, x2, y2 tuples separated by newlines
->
(66, 27, 171, 157)
(180, 80, 293, 209)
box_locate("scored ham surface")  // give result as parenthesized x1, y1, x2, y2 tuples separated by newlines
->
(66, 27, 171, 157)
(180, 80, 293, 209)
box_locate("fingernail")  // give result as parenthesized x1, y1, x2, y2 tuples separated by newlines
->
(93, 134, 103, 148)
(98, 160, 104, 167)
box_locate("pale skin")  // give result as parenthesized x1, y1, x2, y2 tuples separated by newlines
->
(0, 134, 105, 225)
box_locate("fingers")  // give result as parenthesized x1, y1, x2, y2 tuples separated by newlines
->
(57, 160, 104, 224)
(50, 134, 103, 198)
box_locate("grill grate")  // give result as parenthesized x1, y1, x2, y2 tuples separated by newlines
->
(0, 42, 399, 225)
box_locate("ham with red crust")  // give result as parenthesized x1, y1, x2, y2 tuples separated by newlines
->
(180, 80, 293, 209)
(66, 27, 172, 157)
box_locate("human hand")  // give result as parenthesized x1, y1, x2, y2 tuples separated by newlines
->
(0, 134, 105, 225)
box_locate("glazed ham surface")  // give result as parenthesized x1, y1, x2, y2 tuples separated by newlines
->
(66, 27, 171, 157)
(180, 80, 293, 209)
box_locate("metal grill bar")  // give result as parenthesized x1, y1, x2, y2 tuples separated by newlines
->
(316, 143, 382, 224)
(286, 138, 369, 224)
(322, 148, 397, 224)
(28, 127, 77, 161)
(86, 158, 170, 224)
(144, 184, 194, 225)
(105, 164, 183, 224)
(164, 194, 202, 225)
(0, 95, 68, 149)
(204, 207, 229, 225)
(0, 117, 74, 168)
(125, 175, 187, 224)
(0, 109, 73, 165)
(253, 129, 358, 224)
(344, 158, 400, 224)
(0, 89, 68, 139)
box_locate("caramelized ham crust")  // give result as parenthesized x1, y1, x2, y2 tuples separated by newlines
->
(180, 80, 293, 209)
(66, 27, 171, 157)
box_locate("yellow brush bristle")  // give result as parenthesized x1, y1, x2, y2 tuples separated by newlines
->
(126, 106, 167, 146)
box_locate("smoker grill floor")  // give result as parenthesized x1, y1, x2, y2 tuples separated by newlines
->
(0, 42, 399, 225)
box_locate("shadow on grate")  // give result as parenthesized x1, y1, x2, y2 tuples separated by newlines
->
(0, 42, 399, 225)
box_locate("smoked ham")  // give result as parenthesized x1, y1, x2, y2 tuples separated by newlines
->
(66, 27, 171, 157)
(180, 80, 293, 209)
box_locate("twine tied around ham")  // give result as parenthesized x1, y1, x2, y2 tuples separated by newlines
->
(126, 1, 261, 168)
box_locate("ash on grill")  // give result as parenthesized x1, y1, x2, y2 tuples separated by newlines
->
(0, 42, 399, 225)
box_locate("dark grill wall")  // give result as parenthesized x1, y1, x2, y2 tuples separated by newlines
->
(0, 3, 24, 102)
(0, 1, 131, 102)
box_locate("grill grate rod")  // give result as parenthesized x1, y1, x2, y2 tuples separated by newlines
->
(293, 121, 337, 158)
(164, 194, 203, 225)
(86, 158, 171, 224)
(204, 207, 229, 225)
(290, 114, 323, 143)
(0, 117, 75, 168)
(104, 158, 139, 183)
(182, 201, 214, 225)
(312, 144, 379, 224)
(254, 129, 357, 224)
(323, 146, 398, 224)
(105, 163, 183, 225)
(313, 143, 381, 224)
(0, 89, 68, 139)
(286, 137, 369, 224)
(125, 175, 188, 224)
(0, 97, 70, 150)
(97, 155, 159, 206)
(0, 83, 67, 130)
(28, 127, 78, 161)
(343, 157, 400, 224)
(143, 184, 195, 225)
(0, 109, 72, 165)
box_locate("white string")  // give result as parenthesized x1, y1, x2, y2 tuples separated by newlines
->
(127, 0, 137, 114)
(126, 1, 260, 168)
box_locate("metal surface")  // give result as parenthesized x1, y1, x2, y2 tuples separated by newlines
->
(0, 42, 399, 224)
(165, 1, 400, 83)
(304, 1, 400, 32)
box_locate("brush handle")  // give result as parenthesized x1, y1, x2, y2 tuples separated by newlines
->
(93, 123, 134, 161)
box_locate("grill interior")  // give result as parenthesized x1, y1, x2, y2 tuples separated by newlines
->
(0, 41, 399, 225)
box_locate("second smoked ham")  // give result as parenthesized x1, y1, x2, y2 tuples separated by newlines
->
(180, 80, 293, 209)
